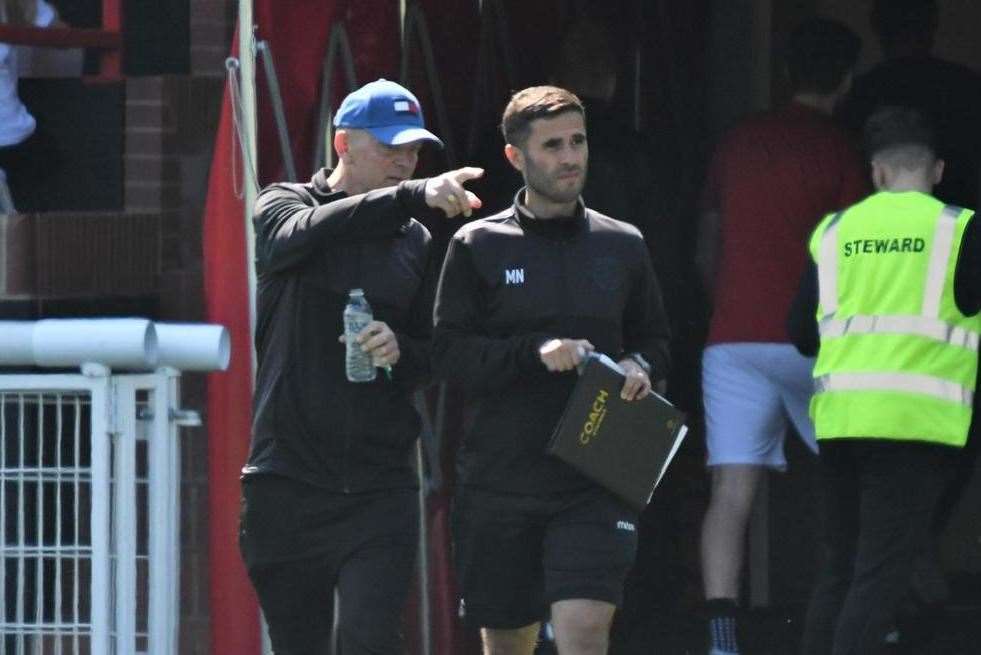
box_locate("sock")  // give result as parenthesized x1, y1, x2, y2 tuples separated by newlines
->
(705, 598, 740, 654)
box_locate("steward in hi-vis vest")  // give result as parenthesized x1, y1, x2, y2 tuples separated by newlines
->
(795, 106, 981, 655)
(808, 191, 978, 445)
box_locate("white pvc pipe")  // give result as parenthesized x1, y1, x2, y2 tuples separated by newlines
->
(0, 322, 35, 362)
(19, 319, 158, 368)
(0, 320, 230, 372)
(155, 323, 230, 371)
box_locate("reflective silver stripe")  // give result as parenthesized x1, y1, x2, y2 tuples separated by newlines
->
(815, 372, 974, 406)
(818, 212, 844, 319)
(921, 205, 961, 317)
(819, 315, 980, 351)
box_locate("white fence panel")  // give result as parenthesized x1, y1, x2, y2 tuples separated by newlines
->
(1, 368, 182, 655)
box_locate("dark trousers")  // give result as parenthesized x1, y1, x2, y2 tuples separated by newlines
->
(240, 476, 419, 655)
(0, 127, 61, 212)
(800, 440, 957, 655)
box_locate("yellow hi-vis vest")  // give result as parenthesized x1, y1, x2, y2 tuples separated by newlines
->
(808, 191, 979, 446)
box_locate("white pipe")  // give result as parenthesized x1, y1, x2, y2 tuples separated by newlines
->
(155, 323, 231, 371)
(0, 322, 35, 362)
(0, 320, 231, 372)
(32, 318, 158, 368)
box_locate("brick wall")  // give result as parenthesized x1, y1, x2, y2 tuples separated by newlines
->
(124, 75, 224, 319)
(191, 0, 237, 77)
(125, 4, 231, 644)
(125, 69, 226, 653)
(1, 3, 236, 648)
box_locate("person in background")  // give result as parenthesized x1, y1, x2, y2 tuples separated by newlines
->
(791, 106, 979, 655)
(433, 85, 670, 655)
(0, 0, 61, 211)
(838, 4, 981, 639)
(839, 0, 981, 210)
(694, 18, 866, 655)
(238, 78, 482, 655)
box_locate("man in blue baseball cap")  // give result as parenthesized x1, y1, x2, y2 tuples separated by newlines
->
(239, 78, 481, 654)
(334, 78, 443, 147)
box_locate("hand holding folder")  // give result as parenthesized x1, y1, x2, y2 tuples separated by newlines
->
(548, 353, 688, 511)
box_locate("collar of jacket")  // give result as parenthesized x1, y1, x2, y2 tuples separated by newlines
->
(511, 187, 587, 240)
(310, 168, 337, 198)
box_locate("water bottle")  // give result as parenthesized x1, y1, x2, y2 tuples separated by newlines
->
(343, 289, 376, 383)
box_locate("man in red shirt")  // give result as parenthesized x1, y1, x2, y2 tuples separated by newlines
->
(695, 18, 868, 655)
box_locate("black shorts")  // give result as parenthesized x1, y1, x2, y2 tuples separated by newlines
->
(452, 486, 638, 629)
(239, 475, 418, 655)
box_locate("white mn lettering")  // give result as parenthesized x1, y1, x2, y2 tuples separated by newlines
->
(505, 268, 525, 285)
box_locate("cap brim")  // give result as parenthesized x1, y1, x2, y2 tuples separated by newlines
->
(366, 125, 444, 148)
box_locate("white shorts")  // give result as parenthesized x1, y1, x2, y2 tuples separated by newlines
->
(702, 343, 818, 469)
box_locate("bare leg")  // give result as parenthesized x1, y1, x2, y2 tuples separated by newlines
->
(551, 599, 616, 655)
(701, 464, 766, 600)
(700, 464, 767, 653)
(481, 623, 540, 655)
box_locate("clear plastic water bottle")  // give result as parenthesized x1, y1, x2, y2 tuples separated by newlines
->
(343, 289, 376, 383)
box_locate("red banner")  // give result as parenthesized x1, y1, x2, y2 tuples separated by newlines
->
(201, 24, 257, 655)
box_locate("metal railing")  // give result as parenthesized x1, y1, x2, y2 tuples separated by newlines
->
(1, 366, 187, 654)
(0, 0, 123, 80)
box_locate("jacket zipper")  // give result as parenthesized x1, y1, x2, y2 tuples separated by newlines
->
(558, 237, 571, 320)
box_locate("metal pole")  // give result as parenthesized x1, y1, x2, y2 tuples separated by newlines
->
(416, 438, 432, 655)
(257, 41, 298, 182)
(312, 24, 358, 171)
(239, 0, 259, 374)
(237, 4, 263, 653)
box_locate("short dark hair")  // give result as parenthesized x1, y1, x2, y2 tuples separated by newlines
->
(501, 86, 585, 148)
(871, 0, 938, 45)
(863, 106, 937, 168)
(785, 17, 861, 94)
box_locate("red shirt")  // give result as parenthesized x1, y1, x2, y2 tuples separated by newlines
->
(703, 102, 869, 344)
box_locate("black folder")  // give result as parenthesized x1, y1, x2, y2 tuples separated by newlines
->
(547, 353, 688, 511)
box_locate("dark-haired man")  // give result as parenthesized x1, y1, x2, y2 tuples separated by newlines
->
(695, 18, 868, 655)
(839, 7, 981, 635)
(791, 106, 980, 655)
(433, 85, 670, 655)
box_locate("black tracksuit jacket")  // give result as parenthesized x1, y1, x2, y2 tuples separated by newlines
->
(243, 169, 441, 492)
(432, 194, 672, 495)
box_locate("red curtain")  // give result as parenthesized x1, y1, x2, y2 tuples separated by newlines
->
(253, 1, 400, 184)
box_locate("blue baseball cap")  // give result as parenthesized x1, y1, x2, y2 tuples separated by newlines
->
(334, 79, 443, 148)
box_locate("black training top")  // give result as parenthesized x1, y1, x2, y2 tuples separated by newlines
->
(244, 169, 441, 492)
(432, 192, 672, 495)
